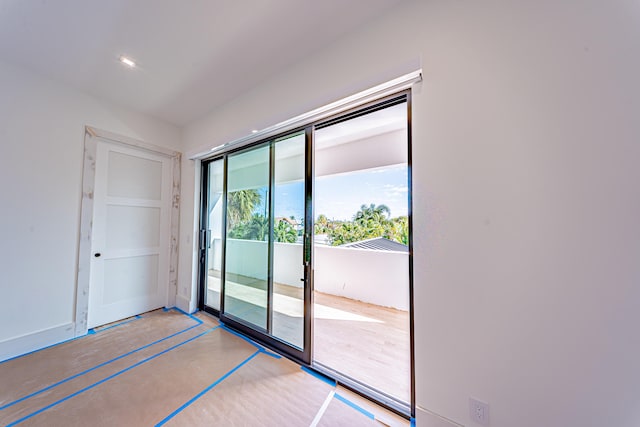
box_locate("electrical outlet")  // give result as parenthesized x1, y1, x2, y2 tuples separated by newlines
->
(469, 398, 489, 426)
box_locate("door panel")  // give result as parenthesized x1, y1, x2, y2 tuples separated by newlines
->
(272, 133, 306, 349)
(203, 159, 225, 311)
(312, 100, 412, 410)
(88, 142, 172, 329)
(203, 130, 310, 359)
(223, 146, 270, 330)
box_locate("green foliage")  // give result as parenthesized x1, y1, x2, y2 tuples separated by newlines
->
(227, 189, 261, 229)
(390, 216, 409, 245)
(228, 214, 299, 243)
(314, 214, 330, 235)
(317, 203, 408, 247)
(228, 213, 269, 241)
(328, 222, 368, 246)
(274, 220, 298, 243)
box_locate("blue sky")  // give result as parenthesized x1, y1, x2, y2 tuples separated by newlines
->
(271, 165, 409, 222)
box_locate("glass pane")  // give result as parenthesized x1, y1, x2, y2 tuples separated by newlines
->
(224, 146, 270, 330)
(272, 133, 305, 349)
(108, 151, 162, 200)
(313, 102, 411, 405)
(205, 159, 224, 310)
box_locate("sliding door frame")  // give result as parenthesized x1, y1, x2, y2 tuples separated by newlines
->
(197, 89, 414, 418)
(199, 127, 313, 364)
(310, 90, 415, 417)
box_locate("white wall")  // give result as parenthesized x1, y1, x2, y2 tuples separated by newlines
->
(0, 60, 180, 360)
(273, 242, 304, 287)
(225, 240, 409, 311)
(225, 239, 268, 280)
(315, 246, 409, 311)
(179, 1, 640, 426)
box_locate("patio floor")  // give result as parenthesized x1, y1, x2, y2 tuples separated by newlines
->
(206, 275, 411, 404)
(314, 290, 411, 404)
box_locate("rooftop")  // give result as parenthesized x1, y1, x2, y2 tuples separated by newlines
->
(340, 237, 408, 252)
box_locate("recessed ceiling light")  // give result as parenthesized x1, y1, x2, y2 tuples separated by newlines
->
(119, 56, 136, 68)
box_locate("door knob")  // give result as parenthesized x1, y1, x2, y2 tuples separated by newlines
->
(94, 253, 101, 258)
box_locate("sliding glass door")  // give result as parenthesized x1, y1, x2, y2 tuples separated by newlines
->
(200, 158, 224, 311)
(199, 91, 413, 417)
(271, 133, 307, 349)
(224, 145, 270, 330)
(201, 131, 310, 360)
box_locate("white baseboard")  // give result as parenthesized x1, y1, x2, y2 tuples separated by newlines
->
(175, 294, 195, 314)
(416, 406, 463, 427)
(0, 322, 76, 363)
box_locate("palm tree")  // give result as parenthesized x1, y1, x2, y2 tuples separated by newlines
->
(354, 203, 390, 225)
(274, 220, 298, 243)
(246, 214, 270, 241)
(315, 214, 331, 234)
(227, 189, 261, 229)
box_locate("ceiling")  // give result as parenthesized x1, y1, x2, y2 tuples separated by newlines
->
(0, 0, 404, 126)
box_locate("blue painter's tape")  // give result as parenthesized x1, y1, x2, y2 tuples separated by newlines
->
(0, 305, 201, 366)
(220, 325, 281, 359)
(301, 366, 336, 387)
(155, 350, 260, 426)
(169, 307, 203, 325)
(410, 417, 416, 426)
(258, 348, 281, 359)
(6, 327, 218, 426)
(0, 334, 86, 366)
(334, 393, 375, 420)
(0, 322, 208, 411)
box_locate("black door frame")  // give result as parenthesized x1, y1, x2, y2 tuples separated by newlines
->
(199, 127, 313, 364)
(197, 90, 414, 418)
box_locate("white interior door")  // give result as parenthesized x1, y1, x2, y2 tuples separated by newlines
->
(87, 140, 173, 328)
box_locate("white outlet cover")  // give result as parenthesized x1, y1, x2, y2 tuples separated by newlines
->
(469, 398, 490, 426)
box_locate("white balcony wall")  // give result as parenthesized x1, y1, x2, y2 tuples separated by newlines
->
(221, 239, 408, 311)
(273, 242, 305, 286)
(224, 239, 268, 280)
(314, 245, 409, 311)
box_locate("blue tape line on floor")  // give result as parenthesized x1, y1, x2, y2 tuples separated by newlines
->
(1, 309, 203, 409)
(1, 308, 196, 366)
(0, 322, 204, 411)
(7, 326, 218, 427)
(334, 393, 375, 420)
(169, 307, 204, 325)
(301, 366, 337, 387)
(155, 349, 260, 426)
(0, 334, 86, 366)
(220, 325, 281, 359)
